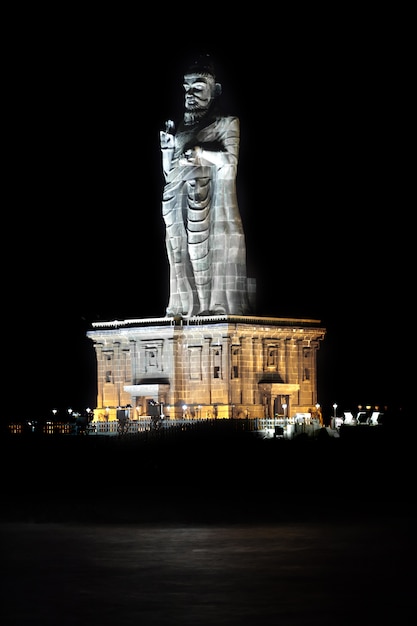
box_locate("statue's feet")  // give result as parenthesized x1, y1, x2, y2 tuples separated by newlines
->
(166, 298, 185, 317)
(196, 307, 227, 316)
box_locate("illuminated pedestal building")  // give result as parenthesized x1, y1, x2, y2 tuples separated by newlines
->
(87, 314, 326, 421)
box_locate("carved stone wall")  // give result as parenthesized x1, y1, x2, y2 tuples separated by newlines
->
(87, 315, 326, 420)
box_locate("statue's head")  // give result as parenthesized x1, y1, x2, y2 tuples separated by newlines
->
(183, 54, 222, 113)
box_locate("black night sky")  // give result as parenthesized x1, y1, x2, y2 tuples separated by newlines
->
(6, 9, 410, 420)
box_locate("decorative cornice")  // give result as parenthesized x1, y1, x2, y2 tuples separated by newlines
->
(91, 314, 324, 331)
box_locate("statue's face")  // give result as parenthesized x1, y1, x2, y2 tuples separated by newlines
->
(183, 73, 216, 112)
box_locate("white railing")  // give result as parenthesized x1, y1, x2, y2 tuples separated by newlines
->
(90, 417, 215, 436)
(92, 420, 149, 435)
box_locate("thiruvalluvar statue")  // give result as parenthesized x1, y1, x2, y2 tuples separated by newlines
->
(160, 54, 252, 318)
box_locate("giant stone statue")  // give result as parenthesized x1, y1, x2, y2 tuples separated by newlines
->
(160, 54, 252, 318)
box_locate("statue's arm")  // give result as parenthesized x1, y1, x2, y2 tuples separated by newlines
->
(160, 120, 175, 179)
(181, 117, 240, 168)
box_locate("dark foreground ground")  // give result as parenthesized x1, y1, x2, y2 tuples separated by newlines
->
(1, 424, 415, 624)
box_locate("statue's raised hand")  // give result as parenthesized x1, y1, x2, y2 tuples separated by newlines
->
(160, 120, 175, 150)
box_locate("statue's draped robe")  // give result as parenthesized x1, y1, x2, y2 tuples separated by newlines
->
(162, 114, 251, 317)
